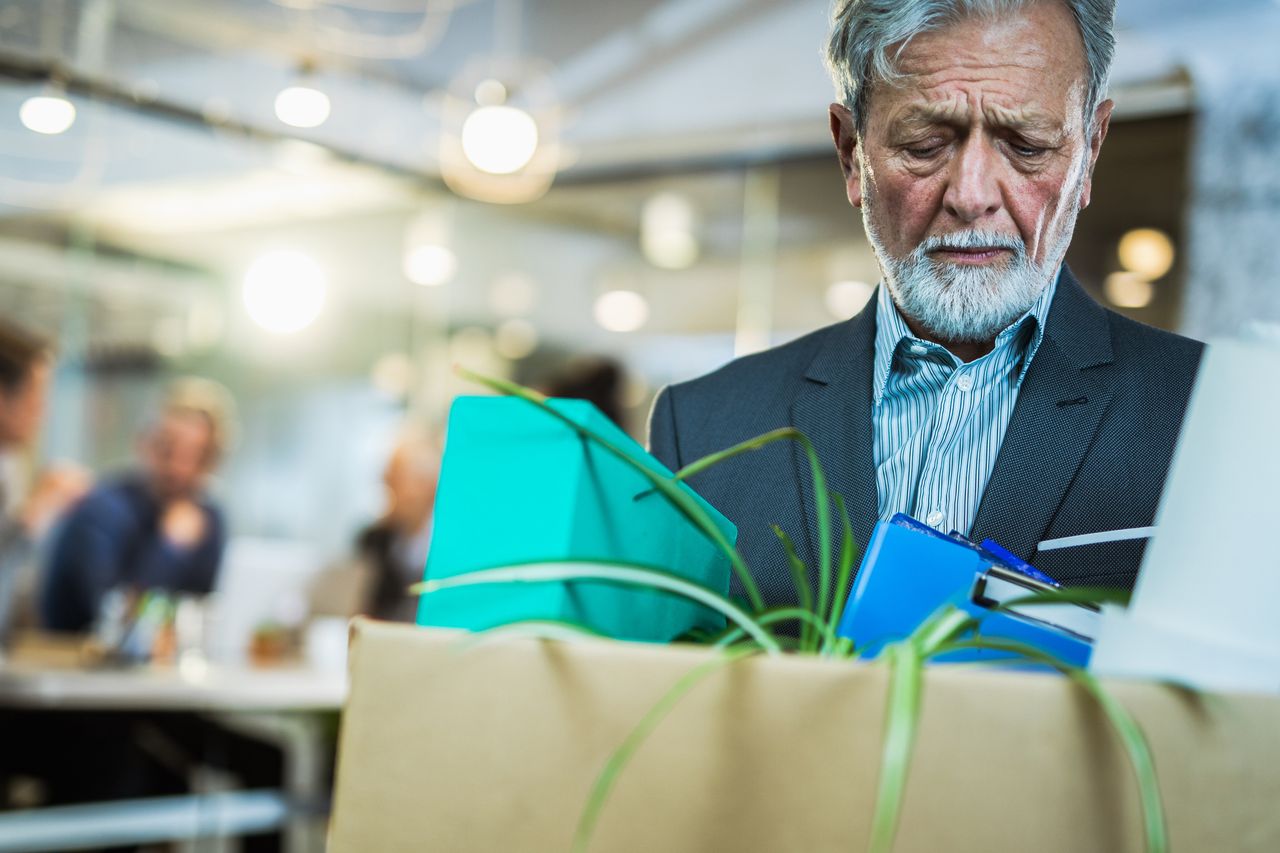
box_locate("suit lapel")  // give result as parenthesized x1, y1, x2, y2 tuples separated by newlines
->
(789, 297, 880, 595)
(971, 269, 1116, 559)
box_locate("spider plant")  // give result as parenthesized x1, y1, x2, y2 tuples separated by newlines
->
(411, 368, 1168, 853)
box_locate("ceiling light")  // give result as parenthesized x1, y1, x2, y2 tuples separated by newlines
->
(403, 244, 457, 286)
(19, 95, 76, 135)
(274, 86, 331, 128)
(1117, 228, 1174, 279)
(243, 250, 326, 333)
(1104, 271, 1155, 309)
(460, 105, 538, 174)
(825, 280, 874, 318)
(594, 290, 649, 333)
(494, 319, 539, 360)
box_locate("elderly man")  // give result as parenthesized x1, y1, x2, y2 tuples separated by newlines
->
(648, 0, 1202, 609)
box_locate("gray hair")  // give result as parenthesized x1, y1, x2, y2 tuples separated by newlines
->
(825, 0, 1115, 133)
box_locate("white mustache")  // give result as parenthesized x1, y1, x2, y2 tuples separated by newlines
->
(918, 231, 1025, 256)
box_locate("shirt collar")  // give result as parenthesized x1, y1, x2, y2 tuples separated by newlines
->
(871, 265, 1061, 405)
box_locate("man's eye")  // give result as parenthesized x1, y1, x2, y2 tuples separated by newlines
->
(1009, 141, 1047, 157)
(904, 143, 944, 158)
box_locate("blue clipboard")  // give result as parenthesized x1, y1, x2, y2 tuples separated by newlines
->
(836, 516, 1093, 668)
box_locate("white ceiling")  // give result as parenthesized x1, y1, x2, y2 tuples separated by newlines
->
(0, 0, 1275, 361)
(3, 0, 1261, 196)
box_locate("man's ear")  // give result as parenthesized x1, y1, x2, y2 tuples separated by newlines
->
(829, 103, 863, 208)
(1079, 97, 1113, 210)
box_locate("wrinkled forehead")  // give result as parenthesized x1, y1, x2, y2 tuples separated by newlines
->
(865, 4, 1090, 131)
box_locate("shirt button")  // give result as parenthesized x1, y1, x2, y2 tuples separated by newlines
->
(926, 510, 946, 528)
(909, 343, 928, 355)
(955, 374, 974, 392)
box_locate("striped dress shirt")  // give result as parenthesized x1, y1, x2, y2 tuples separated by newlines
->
(871, 268, 1061, 536)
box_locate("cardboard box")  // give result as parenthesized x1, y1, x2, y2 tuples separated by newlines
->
(331, 619, 1280, 852)
(417, 397, 735, 642)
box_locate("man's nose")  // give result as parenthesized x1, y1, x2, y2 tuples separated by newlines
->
(942, 137, 1003, 223)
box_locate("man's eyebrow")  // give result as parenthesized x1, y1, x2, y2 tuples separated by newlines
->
(985, 103, 1064, 135)
(889, 102, 1065, 137)
(893, 102, 966, 127)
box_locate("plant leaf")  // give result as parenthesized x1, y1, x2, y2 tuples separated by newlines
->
(673, 427, 805, 482)
(821, 491, 859, 656)
(799, 432, 833, 640)
(712, 607, 829, 649)
(869, 641, 924, 853)
(912, 605, 980, 658)
(457, 366, 765, 612)
(412, 559, 783, 655)
(572, 645, 760, 853)
(669, 423, 833, 626)
(937, 637, 1167, 853)
(772, 525, 816, 651)
(998, 585, 1131, 611)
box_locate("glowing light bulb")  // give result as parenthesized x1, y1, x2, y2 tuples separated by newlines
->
(1117, 228, 1174, 279)
(594, 290, 649, 333)
(20, 95, 76, 135)
(274, 86, 331, 128)
(460, 105, 538, 174)
(403, 244, 457, 286)
(242, 251, 327, 334)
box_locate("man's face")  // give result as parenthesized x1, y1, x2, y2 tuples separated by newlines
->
(0, 359, 51, 447)
(141, 411, 216, 500)
(831, 1, 1112, 343)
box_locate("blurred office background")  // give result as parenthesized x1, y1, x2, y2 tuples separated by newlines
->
(1, 0, 1277, 556)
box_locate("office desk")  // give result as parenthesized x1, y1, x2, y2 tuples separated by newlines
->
(0, 654, 346, 853)
(0, 658, 346, 711)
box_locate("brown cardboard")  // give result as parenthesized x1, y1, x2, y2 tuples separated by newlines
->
(330, 618, 1280, 852)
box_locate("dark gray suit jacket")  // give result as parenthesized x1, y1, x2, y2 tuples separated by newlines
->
(648, 269, 1204, 609)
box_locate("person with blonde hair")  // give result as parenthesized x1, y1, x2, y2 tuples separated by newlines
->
(40, 377, 237, 633)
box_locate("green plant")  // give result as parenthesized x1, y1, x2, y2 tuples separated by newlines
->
(412, 369, 1168, 853)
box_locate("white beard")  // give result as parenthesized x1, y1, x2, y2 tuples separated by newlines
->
(863, 195, 1080, 343)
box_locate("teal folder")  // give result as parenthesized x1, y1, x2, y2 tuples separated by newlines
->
(416, 396, 736, 642)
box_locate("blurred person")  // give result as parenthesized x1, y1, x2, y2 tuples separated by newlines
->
(39, 377, 235, 633)
(649, 0, 1202, 609)
(354, 429, 440, 621)
(0, 317, 89, 644)
(543, 357, 627, 428)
